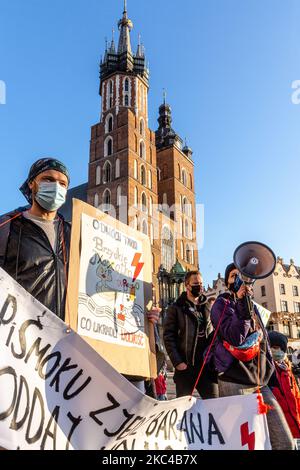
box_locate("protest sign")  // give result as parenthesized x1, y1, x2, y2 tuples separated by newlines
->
(0, 268, 271, 450)
(66, 199, 156, 378)
(253, 301, 271, 327)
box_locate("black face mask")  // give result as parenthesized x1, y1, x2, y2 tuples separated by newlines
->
(190, 285, 202, 298)
(229, 275, 243, 293)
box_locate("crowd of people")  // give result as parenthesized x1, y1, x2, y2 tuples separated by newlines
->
(1, 157, 299, 450)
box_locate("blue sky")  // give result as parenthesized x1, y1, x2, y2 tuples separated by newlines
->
(0, 0, 300, 286)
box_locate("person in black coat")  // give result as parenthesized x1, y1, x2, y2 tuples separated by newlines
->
(0, 158, 71, 320)
(163, 270, 218, 399)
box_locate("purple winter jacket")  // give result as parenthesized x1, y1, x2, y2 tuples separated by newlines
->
(210, 293, 273, 378)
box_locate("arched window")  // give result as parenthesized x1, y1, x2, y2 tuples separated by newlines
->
(178, 164, 181, 179)
(133, 160, 138, 179)
(148, 170, 152, 189)
(140, 118, 145, 136)
(142, 219, 148, 236)
(105, 114, 113, 134)
(161, 226, 174, 272)
(115, 158, 120, 178)
(190, 246, 194, 265)
(186, 244, 191, 263)
(104, 137, 113, 157)
(150, 147, 153, 164)
(94, 193, 99, 208)
(96, 166, 101, 185)
(109, 80, 113, 109)
(182, 197, 189, 216)
(134, 187, 138, 207)
(182, 168, 187, 187)
(116, 185, 122, 207)
(190, 174, 193, 190)
(125, 78, 129, 92)
(180, 241, 184, 260)
(124, 95, 129, 107)
(149, 196, 153, 216)
(103, 161, 112, 183)
(141, 165, 146, 185)
(133, 215, 138, 230)
(103, 189, 111, 206)
(140, 140, 145, 159)
(108, 116, 113, 132)
(141, 192, 147, 213)
(107, 138, 113, 156)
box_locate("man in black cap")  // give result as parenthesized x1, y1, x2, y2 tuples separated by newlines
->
(0, 158, 71, 320)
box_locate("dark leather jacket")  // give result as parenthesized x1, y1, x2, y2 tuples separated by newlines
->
(0, 211, 71, 320)
(163, 292, 213, 368)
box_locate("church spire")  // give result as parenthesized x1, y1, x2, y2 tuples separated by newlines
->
(100, 2, 149, 87)
(117, 0, 133, 54)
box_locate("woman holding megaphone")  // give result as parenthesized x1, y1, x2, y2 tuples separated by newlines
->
(208, 261, 294, 450)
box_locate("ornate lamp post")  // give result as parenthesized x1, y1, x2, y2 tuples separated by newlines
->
(169, 259, 186, 303)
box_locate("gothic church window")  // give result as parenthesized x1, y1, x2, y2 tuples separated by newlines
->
(96, 166, 101, 186)
(161, 226, 174, 272)
(141, 165, 146, 185)
(105, 114, 113, 134)
(182, 169, 187, 187)
(104, 136, 113, 157)
(103, 189, 111, 205)
(140, 118, 145, 136)
(140, 140, 146, 159)
(141, 192, 147, 212)
(142, 219, 148, 235)
(116, 186, 122, 207)
(103, 161, 112, 183)
(115, 158, 120, 178)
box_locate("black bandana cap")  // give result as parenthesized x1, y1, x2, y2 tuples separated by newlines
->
(20, 158, 70, 204)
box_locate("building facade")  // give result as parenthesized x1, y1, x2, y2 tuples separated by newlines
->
(205, 258, 300, 349)
(205, 273, 227, 302)
(63, 4, 199, 307)
(253, 257, 300, 348)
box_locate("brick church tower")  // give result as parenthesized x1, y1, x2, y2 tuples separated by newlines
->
(86, 2, 199, 306)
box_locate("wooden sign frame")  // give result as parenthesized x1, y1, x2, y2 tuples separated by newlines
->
(66, 199, 157, 379)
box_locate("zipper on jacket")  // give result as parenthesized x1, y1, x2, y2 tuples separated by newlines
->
(185, 315, 188, 364)
(192, 318, 200, 367)
(18, 216, 64, 318)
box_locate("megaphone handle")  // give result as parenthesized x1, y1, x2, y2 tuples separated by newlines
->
(245, 293, 254, 317)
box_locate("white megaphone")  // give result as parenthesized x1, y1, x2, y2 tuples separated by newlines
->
(233, 241, 276, 285)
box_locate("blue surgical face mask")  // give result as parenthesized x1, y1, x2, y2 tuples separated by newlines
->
(35, 182, 67, 212)
(271, 348, 286, 363)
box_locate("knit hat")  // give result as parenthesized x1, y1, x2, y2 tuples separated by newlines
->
(268, 331, 288, 353)
(224, 263, 236, 287)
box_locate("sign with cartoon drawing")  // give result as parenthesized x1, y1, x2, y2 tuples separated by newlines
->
(78, 213, 146, 348)
(67, 199, 156, 379)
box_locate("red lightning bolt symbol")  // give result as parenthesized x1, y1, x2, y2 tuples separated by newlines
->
(131, 253, 144, 282)
(240, 422, 255, 450)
